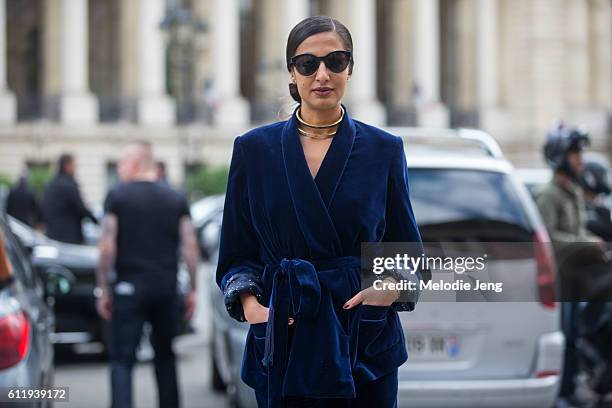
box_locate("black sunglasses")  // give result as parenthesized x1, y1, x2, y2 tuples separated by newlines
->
(290, 50, 352, 76)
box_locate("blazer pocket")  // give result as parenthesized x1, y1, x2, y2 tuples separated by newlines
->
(358, 305, 401, 357)
(251, 322, 268, 360)
(241, 323, 269, 391)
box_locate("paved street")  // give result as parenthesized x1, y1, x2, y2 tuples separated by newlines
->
(55, 333, 226, 408)
(55, 263, 228, 408)
(55, 334, 224, 408)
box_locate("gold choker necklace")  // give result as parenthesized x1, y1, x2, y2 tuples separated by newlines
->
(296, 106, 344, 129)
(298, 127, 337, 140)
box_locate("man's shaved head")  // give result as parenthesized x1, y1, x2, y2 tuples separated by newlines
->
(117, 141, 156, 182)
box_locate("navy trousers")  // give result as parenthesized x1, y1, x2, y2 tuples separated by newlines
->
(255, 369, 398, 408)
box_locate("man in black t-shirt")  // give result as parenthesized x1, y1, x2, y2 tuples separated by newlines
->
(95, 141, 199, 408)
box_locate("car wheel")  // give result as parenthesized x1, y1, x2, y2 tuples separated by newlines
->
(211, 340, 227, 392)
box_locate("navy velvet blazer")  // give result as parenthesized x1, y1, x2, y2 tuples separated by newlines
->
(216, 106, 423, 406)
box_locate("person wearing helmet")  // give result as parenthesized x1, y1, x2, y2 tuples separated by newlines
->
(538, 125, 598, 243)
(537, 125, 604, 406)
(579, 160, 612, 242)
(576, 160, 612, 402)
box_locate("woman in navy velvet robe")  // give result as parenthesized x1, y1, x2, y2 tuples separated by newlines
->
(216, 16, 423, 408)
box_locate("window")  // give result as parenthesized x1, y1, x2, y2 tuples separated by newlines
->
(408, 169, 531, 231)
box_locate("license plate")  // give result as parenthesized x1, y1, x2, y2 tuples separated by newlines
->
(406, 334, 460, 358)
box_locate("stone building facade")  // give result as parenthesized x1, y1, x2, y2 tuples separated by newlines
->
(0, 0, 610, 205)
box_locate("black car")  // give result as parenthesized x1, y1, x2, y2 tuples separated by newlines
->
(8, 215, 194, 357)
(7, 215, 105, 352)
(0, 214, 71, 407)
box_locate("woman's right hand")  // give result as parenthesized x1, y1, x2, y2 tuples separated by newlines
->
(241, 293, 269, 324)
(240, 293, 294, 325)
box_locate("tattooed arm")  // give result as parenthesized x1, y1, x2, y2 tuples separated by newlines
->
(180, 215, 200, 320)
(180, 215, 199, 290)
(95, 214, 117, 320)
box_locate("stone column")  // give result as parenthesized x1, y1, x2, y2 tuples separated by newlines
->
(560, 0, 608, 145)
(387, 0, 415, 125)
(253, 0, 284, 120)
(282, 0, 309, 116)
(476, 0, 508, 139)
(211, 0, 249, 127)
(345, 0, 386, 125)
(0, 0, 15, 124)
(118, 0, 139, 120)
(59, 0, 98, 125)
(530, 1, 565, 136)
(190, 0, 213, 122)
(495, 0, 564, 160)
(282, 0, 309, 40)
(322, 0, 348, 21)
(588, 0, 612, 110)
(565, 0, 590, 107)
(255, 0, 309, 120)
(42, 0, 61, 120)
(412, 0, 448, 127)
(564, 0, 612, 145)
(136, 0, 176, 126)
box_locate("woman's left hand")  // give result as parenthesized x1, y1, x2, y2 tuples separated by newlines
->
(343, 278, 400, 309)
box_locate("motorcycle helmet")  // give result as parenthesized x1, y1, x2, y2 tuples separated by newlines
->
(579, 160, 611, 196)
(543, 124, 591, 178)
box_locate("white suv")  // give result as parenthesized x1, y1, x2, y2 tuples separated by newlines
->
(392, 128, 563, 408)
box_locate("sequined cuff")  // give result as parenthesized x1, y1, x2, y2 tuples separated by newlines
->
(223, 272, 264, 322)
(383, 268, 425, 313)
(391, 301, 416, 312)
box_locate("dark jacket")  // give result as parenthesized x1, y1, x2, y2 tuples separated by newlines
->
(215, 106, 423, 406)
(42, 173, 97, 244)
(6, 180, 43, 227)
(585, 200, 612, 242)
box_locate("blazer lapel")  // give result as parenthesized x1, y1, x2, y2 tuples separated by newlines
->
(281, 107, 355, 259)
(313, 105, 356, 209)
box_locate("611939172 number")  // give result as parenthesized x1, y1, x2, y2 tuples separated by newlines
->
(0, 387, 69, 402)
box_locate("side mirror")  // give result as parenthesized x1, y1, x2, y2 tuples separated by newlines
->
(200, 220, 221, 261)
(21, 242, 34, 258)
(199, 227, 211, 261)
(43, 264, 75, 296)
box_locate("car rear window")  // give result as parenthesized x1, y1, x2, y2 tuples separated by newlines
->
(408, 169, 532, 231)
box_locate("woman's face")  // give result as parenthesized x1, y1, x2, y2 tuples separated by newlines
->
(291, 31, 350, 113)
